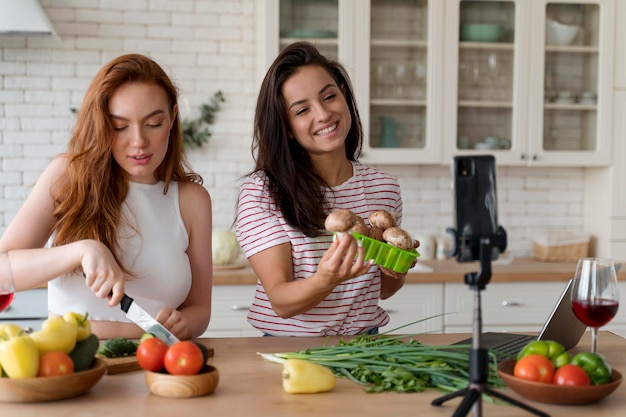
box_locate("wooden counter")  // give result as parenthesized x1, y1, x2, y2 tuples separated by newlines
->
(2, 332, 625, 417)
(214, 257, 618, 285)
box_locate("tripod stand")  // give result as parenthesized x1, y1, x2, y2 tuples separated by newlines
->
(431, 229, 549, 417)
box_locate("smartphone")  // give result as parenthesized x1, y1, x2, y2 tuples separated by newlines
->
(450, 155, 501, 262)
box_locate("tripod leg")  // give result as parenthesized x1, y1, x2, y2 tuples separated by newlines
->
(451, 388, 482, 417)
(431, 387, 468, 406)
(485, 388, 550, 417)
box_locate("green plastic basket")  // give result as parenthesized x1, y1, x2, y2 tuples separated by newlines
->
(352, 232, 419, 273)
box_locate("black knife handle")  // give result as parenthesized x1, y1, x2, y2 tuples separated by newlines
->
(82, 272, 133, 313)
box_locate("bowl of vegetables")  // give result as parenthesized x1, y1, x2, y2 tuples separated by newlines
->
(497, 342, 622, 405)
(0, 358, 107, 403)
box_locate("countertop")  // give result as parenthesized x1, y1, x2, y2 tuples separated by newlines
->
(214, 257, 621, 285)
(2, 332, 624, 417)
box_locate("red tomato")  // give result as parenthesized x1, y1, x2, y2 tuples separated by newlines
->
(553, 364, 591, 386)
(164, 341, 204, 375)
(137, 337, 169, 372)
(513, 354, 555, 383)
(38, 351, 75, 377)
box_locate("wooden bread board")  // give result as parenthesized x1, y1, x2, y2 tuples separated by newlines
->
(100, 346, 215, 375)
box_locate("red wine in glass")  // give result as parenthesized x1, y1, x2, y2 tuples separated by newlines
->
(0, 292, 14, 312)
(572, 298, 619, 328)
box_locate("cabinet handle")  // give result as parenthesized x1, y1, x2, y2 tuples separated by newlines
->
(501, 300, 523, 307)
(532, 154, 538, 161)
(520, 154, 527, 160)
(230, 304, 250, 311)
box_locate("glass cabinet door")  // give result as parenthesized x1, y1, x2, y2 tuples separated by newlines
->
(540, 2, 599, 153)
(368, 0, 429, 150)
(279, 0, 339, 57)
(455, 1, 518, 154)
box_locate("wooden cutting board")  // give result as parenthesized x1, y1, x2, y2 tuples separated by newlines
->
(100, 346, 215, 375)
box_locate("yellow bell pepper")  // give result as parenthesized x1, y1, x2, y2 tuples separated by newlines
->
(29, 316, 78, 355)
(282, 359, 336, 394)
(0, 325, 39, 378)
(63, 312, 92, 341)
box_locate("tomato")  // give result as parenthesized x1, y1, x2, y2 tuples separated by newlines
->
(136, 337, 169, 372)
(164, 341, 204, 375)
(553, 364, 591, 386)
(38, 351, 75, 377)
(513, 354, 555, 383)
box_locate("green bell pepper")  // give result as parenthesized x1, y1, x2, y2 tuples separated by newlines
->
(571, 352, 612, 385)
(517, 340, 570, 368)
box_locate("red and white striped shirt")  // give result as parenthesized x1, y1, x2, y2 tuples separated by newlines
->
(235, 162, 403, 336)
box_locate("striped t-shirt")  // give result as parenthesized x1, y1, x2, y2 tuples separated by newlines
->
(235, 162, 403, 336)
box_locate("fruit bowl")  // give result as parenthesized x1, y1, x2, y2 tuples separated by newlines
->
(497, 359, 622, 405)
(352, 232, 419, 274)
(0, 358, 107, 403)
(145, 364, 219, 398)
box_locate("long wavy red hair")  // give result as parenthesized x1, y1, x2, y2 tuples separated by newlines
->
(52, 54, 201, 271)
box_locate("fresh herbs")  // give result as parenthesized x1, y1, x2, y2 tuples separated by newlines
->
(259, 334, 505, 394)
(182, 91, 225, 149)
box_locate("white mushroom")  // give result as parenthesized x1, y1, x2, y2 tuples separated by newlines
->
(382, 227, 415, 251)
(368, 210, 396, 230)
(325, 209, 358, 237)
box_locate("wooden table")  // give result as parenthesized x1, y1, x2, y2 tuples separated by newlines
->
(2, 332, 625, 417)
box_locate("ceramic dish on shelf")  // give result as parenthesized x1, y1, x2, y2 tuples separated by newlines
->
(0, 359, 107, 403)
(352, 232, 419, 274)
(280, 29, 337, 39)
(497, 359, 622, 405)
(459, 24, 504, 42)
(545, 19, 579, 45)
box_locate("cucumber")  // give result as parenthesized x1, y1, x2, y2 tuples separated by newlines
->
(97, 337, 139, 358)
(192, 340, 210, 364)
(69, 333, 100, 372)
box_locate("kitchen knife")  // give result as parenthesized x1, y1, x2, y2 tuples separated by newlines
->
(119, 293, 180, 346)
(81, 272, 179, 346)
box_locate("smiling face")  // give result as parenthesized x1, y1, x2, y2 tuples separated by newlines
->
(281, 65, 352, 158)
(109, 82, 177, 184)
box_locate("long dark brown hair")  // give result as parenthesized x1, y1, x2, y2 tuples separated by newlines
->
(252, 42, 363, 236)
(53, 53, 201, 273)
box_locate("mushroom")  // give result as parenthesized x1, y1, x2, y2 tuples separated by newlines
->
(325, 209, 357, 234)
(368, 210, 396, 230)
(351, 221, 370, 236)
(382, 227, 415, 251)
(369, 226, 385, 242)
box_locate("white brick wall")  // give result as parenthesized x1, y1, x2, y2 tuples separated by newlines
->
(0, 0, 585, 258)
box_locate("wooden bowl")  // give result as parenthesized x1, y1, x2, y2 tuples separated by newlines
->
(145, 365, 219, 398)
(0, 358, 107, 403)
(498, 359, 622, 405)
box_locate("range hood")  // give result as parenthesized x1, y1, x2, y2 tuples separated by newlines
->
(0, 0, 56, 36)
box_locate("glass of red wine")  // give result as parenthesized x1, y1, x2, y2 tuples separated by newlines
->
(571, 257, 620, 353)
(0, 252, 15, 313)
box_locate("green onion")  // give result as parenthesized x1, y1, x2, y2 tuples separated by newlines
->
(259, 332, 505, 395)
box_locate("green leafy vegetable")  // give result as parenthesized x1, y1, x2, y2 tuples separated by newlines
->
(259, 333, 505, 395)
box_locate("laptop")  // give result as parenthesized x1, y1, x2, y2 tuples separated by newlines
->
(453, 277, 588, 361)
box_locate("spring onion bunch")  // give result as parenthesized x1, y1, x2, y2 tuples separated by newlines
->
(259, 334, 505, 394)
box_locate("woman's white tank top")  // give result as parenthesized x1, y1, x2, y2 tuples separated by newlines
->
(48, 181, 191, 321)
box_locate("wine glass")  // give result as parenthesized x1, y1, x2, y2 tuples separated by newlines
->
(571, 257, 620, 353)
(0, 252, 15, 313)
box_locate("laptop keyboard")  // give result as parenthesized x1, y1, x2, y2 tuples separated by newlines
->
(489, 335, 536, 361)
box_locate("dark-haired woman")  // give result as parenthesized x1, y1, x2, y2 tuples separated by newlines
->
(236, 42, 413, 336)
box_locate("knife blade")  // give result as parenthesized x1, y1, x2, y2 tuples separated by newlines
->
(81, 272, 179, 345)
(119, 293, 180, 346)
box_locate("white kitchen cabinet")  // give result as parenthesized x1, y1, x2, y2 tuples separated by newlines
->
(443, 0, 615, 167)
(257, 0, 615, 167)
(443, 281, 568, 333)
(0, 288, 47, 332)
(202, 285, 261, 338)
(379, 283, 444, 333)
(614, 0, 626, 88)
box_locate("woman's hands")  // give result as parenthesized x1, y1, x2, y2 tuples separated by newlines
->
(316, 233, 372, 289)
(79, 240, 126, 307)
